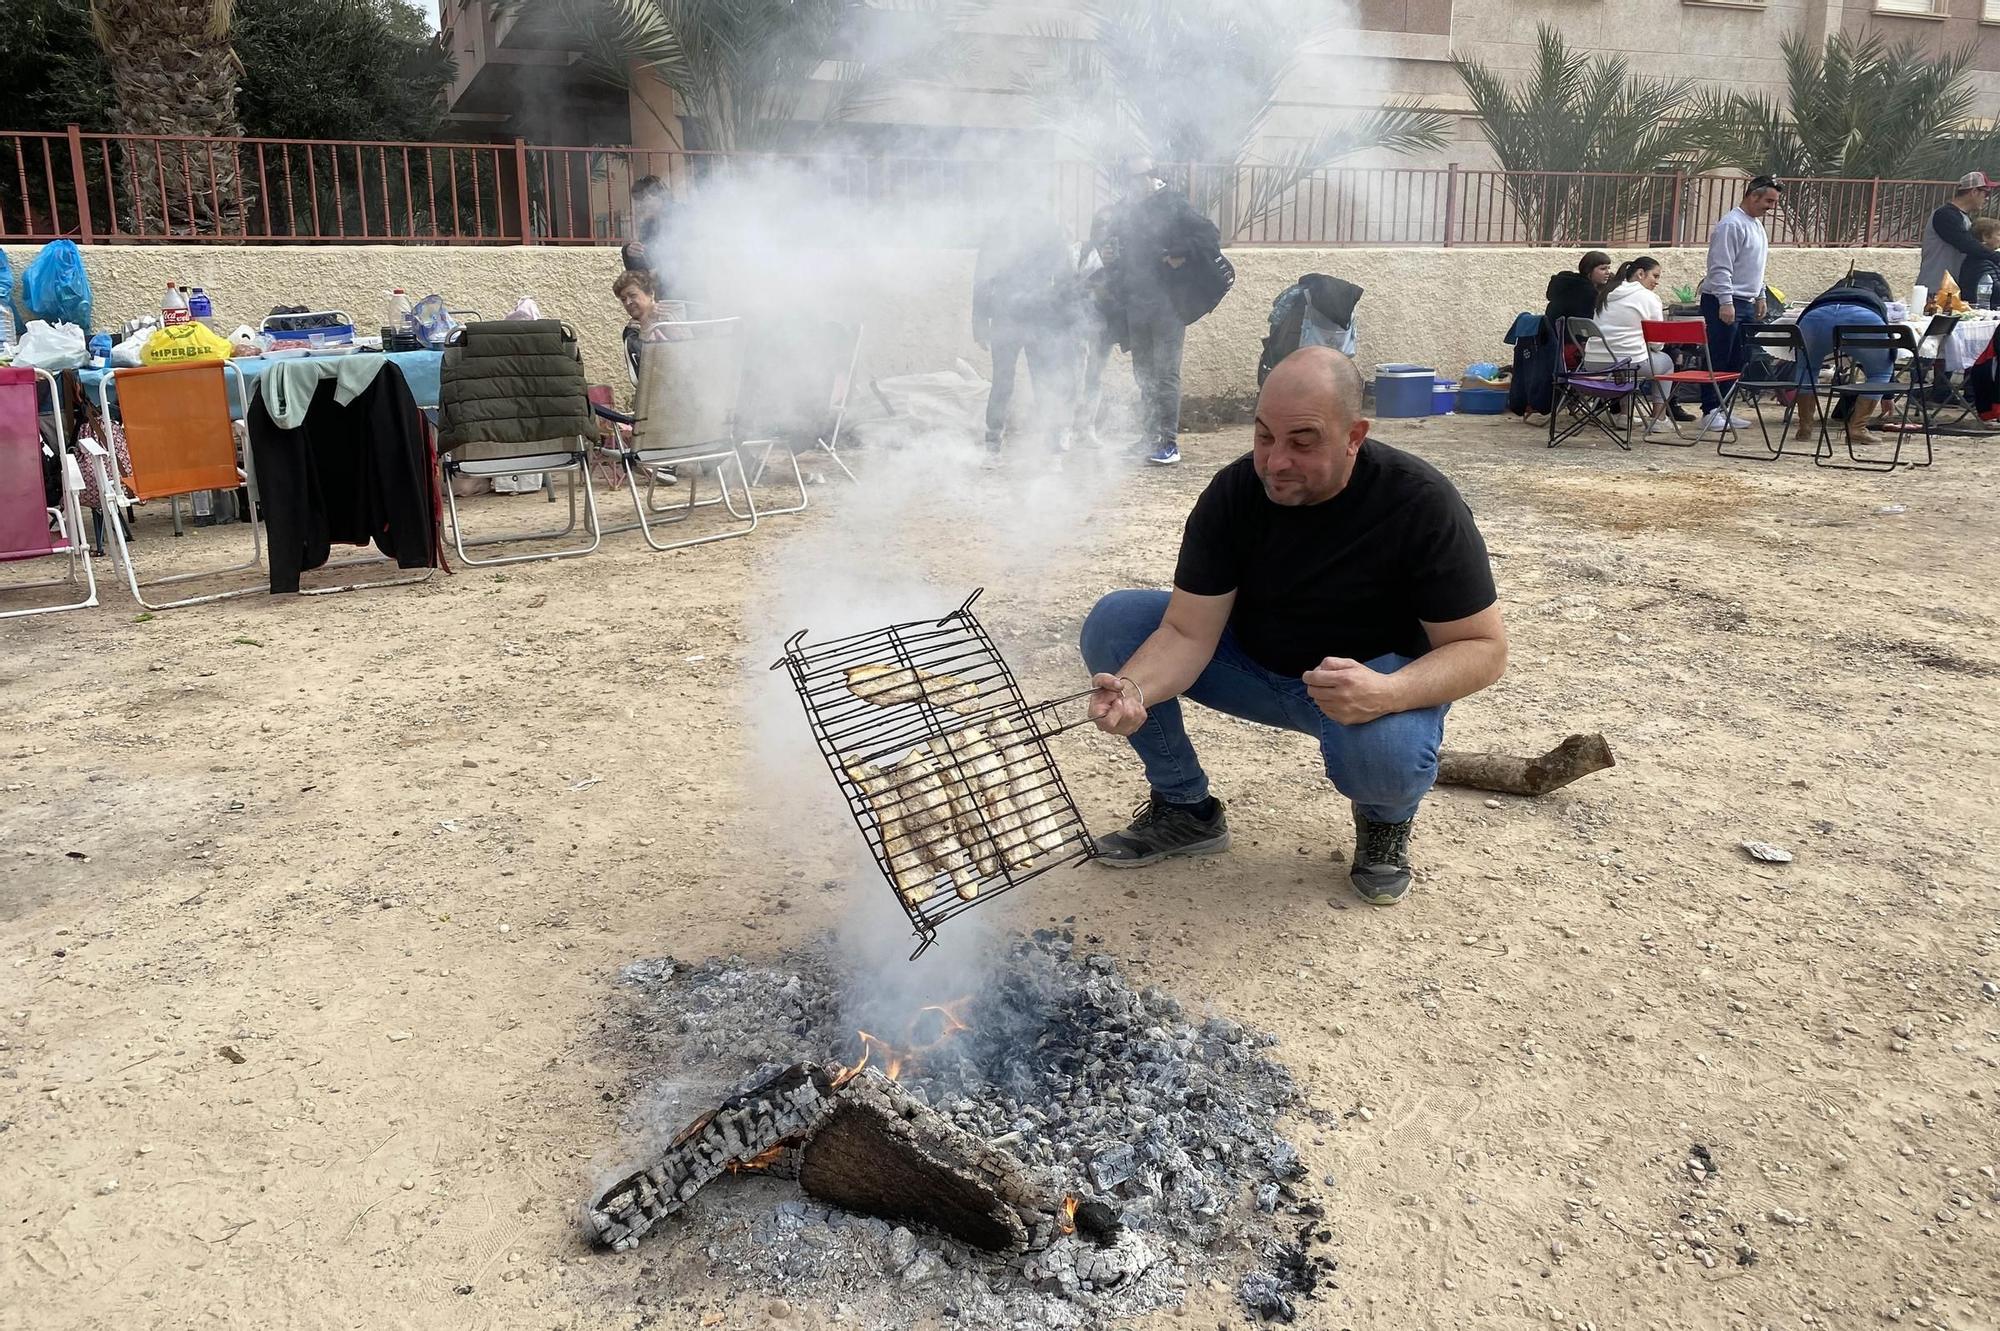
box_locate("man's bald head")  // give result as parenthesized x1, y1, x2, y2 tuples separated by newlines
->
(1251, 346, 1371, 507)
(1261, 346, 1364, 426)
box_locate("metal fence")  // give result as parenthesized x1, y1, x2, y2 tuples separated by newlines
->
(0, 126, 1962, 250)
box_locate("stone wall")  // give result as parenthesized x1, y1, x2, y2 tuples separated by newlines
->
(6, 242, 1922, 407)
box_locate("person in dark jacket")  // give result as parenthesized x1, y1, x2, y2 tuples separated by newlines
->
(1520, 251, 1614, 425)
(974, 203, 1079, 459)
(1073, 201, 1126, 448)
(1791, 272, 1893, 443)
(1100, 154, 1221, 467)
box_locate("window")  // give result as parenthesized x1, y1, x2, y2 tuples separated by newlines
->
(1986, 0, 2000, 20)
(1875, 0, 1941, 14)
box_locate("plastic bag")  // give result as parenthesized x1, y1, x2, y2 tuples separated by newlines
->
(0, 249, 15, 347)
(409, 295, 459, 346)
(228, 325, 267, 357)
(18, 240, 93, 332)
(13, 320, 89, 370)
(504, 296, 543, 322)
(111, 326, 154, 368)
(141, 320, 233, 366)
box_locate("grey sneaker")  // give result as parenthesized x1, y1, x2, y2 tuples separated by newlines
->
(1094, 795, 1229, 868)
(1350, 810, 1415, 905)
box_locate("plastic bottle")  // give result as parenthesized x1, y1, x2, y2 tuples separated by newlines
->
(189, 286, 214, 325)
(380, 288, 414, 343)
(162, 282, 190, 327)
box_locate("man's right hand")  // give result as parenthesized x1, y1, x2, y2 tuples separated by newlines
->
(1717, 302, 1737, 326)
(1088, 673, 1146, 736)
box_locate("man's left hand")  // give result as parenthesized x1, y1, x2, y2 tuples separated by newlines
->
(1303, 657, 1400, 725)
(1754, 297, 1767, 320)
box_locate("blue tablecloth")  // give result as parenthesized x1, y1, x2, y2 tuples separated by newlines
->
(79, 349, 443, 418)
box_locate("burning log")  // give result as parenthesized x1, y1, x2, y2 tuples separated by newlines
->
(798, 1073, 1070, 1253)
(1436, 732, 1615, 798)
(588, 1063, 841, 1251)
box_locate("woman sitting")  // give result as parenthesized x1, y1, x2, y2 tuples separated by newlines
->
(1545, 250, 1613, 331)
(1791, 272, 1894, 443)
(1582, 256, 1690, 432)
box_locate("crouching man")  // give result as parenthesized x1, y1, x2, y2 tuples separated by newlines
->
(1079, 346, 1507, 904)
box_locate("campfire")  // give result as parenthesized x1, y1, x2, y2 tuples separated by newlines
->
(589, 932, 1336, 1326)
(590, 988, 1100, 1257)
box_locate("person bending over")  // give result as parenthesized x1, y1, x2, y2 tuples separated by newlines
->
(1078, 346, 1508, 905)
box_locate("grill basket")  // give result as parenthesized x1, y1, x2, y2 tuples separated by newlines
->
(771, 588, 1098, 957)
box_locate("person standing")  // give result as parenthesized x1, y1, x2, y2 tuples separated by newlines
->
(1698, 175, 1783, 436)
(1102, 155, 1222, 467)
(974, 203, 1078, 460)
(1919, 172, 2000, 296)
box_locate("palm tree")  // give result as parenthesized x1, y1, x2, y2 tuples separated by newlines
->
(1453, 25, 1720, 246)
(1694, 33, 1981, 245)
(88, 0, 249, 234)
(1019, 0, 1451, 240)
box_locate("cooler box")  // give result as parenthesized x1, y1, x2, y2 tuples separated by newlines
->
(1431, 380, 1457, 414)
(1374, 364, 1435, 418)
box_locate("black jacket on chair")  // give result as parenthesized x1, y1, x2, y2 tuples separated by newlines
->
(246, 363, 439, 593)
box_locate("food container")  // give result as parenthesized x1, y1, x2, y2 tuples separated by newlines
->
(1431, 380, 1457, 414)
(1458, 387, 1508, 414)
(1373, 364, 1435, 418)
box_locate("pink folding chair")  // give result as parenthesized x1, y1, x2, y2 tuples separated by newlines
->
(0, 366, 97, 618)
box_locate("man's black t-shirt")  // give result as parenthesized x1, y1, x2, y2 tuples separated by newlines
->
(1172, 441, 1497, 677)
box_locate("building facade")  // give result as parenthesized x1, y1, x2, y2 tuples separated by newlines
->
(440, 0, 2000, 161)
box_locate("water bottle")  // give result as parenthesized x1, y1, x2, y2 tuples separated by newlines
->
(189, 286, 214, 324)
(1978, 272, 1996, 310)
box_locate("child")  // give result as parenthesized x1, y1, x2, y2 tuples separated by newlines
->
(1957, 217, 2000, 309)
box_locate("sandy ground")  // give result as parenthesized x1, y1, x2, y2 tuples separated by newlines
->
(3, 411, 1998, 1331)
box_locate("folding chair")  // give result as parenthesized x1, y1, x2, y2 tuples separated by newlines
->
(1911, 314, 1973, 426)
(747, 321, 863, 491)
(591, 318, 759, 552)
(1718, 325, 1813, 462)
(1814, 324, 1934, 472)
(1642, 319, 1739, 448)
(93, 361, 264, 610)
(1548, 318, 1639, 450)
(0, 367, 97, 618)
(436, 320, 601, 567)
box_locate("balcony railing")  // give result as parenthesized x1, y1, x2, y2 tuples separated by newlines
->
(0, 127, 1960, 250)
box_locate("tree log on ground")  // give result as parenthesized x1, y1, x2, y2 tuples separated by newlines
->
(798, 1074, 1066, 1252)
(1437, 732, 1615, 797)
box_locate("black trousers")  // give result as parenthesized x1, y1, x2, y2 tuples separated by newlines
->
(986, 323, 1077, 447)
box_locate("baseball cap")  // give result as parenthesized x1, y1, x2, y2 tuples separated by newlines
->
(1957, 171, 1995, 191)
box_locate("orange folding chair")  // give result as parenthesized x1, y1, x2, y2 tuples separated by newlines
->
(0, 366, 97, 618)
(94, 360, 263, 609)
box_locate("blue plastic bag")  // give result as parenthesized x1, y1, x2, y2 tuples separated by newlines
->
(0, 248, 15, 344)
(19, 239, 93, 333)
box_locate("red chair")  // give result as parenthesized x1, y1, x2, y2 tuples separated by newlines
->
(1641, 319, 1738, 448)
(0, 366, 97, 618)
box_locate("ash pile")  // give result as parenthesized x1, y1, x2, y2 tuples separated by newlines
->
(594, 929, 1335, 1327)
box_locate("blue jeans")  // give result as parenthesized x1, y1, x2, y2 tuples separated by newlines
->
(1795, 303, 1892, 396)
(1078, 589, 1448, 824)
(1699, 293, 1757, 411)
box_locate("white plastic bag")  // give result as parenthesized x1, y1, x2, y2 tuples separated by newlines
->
(503, 297, 543, 322)
(13, 319, 89, 370)
(110, 326, 154, 368)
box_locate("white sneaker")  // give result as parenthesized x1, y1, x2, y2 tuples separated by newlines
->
(1645, 417, 1666, 437)
(1523, 412, 1551, 427)
(1699, 409, 1736, 434)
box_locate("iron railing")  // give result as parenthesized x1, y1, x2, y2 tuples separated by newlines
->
(0, 126, 1964, 250)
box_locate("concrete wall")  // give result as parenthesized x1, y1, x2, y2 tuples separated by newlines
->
(6, 242, 1925, 406)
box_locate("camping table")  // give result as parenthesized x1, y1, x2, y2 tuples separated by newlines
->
(79, 348, 443, 417)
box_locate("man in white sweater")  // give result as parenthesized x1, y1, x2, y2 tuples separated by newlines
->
(1698, 176, 1783, 435)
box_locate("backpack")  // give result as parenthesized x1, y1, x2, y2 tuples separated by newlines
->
(1259, 274, 1363, 383)
(1161, 203, 1234, 326)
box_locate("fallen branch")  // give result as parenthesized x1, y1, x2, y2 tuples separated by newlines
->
(1437, 733, 1615, 797)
